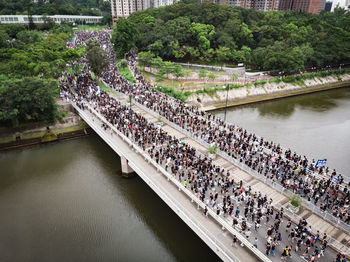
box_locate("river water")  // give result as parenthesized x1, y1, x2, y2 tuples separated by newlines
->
(0, 136, 219, 262)
(214, 87, 350, 177)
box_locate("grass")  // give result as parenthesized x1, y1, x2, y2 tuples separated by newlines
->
(74, 25, 107, 31)
(117, 59, 136, 83)
(97, 79, 111, 93)
(90, 71, 111, 93)
(153, 86, 190, 102)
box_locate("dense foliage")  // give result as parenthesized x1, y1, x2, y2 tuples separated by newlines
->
(0, 24, 84, 126)
(86, 39, 109, 77)
(0, 76, 58, 126)
(112, 2, 350, 73)
(0, 25, 84, 78)
(0, 0, 110, 16)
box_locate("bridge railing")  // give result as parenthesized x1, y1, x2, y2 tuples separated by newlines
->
(71, 101, 271, 262)
(132, 100, 350, 257)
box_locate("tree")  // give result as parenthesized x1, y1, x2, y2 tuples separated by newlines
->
(159, 61, 174, 78)
(0, 30, 10, 48)
(111, 18, 139, 59)
(216, 46, 231, 65)
(0, 76, 58, 126)
(16, 30, 43, 44)
(102, 14, 112, 26)
(173, 65, 184, 80)
(41, 15, 55, 30)
(138, 51, 155, 69)
(86, 39, 109, 77)
(148, 40, 163, 57)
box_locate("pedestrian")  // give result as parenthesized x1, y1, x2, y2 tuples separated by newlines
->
(254, 237, 258, 248)
(270, 243, 276, 256)
(204, 206, 208, 216)
(232, 235, 237, 247)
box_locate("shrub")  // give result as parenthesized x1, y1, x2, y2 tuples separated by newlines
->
(282, 77, 296, 83)
(208, 144, 218, 154)
(254, 80, 267, 86)
(269, 78, 282, 84)
(288, 194, 302, 207)
(120, 59, 128, 67)
(154, 86, 190, 102)
(229, 84, 244, 89)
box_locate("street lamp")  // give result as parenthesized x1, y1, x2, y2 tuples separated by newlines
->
(224, 85, 230, 122)
(129, 94, 132, 109)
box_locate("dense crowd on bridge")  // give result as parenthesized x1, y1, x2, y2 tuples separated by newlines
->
(59, 30, 349, 262)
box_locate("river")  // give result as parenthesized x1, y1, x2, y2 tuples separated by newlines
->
(214, 87, 350, 177)
(0, 136, 220, 262)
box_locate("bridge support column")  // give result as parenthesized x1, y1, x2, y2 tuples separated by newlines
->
(121, 156, 134, 178)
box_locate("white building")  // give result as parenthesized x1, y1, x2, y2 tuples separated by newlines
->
(331, 0, 350, 10)
(152, 0, 175, 8)
(0, 15, 102, 25)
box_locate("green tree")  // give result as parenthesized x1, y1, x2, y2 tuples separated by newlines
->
(111, 18, 139, 59)
(216, 46, 231, 65)
(138, 51, 155, 69)
(0, 76, 58, 126)
(173, 64, 184, 80)
(102, 13, 112, 25)
(0, 30, 10, 48)
(41, 15, 55, 30)
(86, 39, 109, 77)
(148, 40, 163, 57)
(16, 30, 43, 44)
(159, 61, 174, 78)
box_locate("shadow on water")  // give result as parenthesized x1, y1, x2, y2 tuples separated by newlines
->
(0, 136, 220, 262)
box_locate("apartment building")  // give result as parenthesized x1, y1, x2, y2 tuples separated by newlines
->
(111, 0, 175, 19)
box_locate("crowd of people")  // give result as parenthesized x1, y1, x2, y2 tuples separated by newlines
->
(82, 30, 350, 226)
(60, 30, 348, 261)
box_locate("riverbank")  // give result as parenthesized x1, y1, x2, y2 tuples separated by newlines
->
(0, 101, 93, 151)
(187, 74, 350, 111)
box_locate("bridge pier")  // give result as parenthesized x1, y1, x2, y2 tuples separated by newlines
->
(121, 156, 134, 178)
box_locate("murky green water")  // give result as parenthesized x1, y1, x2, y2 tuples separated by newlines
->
(0, 136, 219, 262)
(214, 87, 350, 177)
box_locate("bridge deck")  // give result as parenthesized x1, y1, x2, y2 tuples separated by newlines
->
(129, 100, 350, 258)
(92, 89, 345, 261)
(74, 104, 260, 262)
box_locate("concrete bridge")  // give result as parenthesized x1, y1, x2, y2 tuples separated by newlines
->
(69, 82, 349, 261)
(70, 101, 268, 262)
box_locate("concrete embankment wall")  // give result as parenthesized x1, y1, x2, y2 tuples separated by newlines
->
(0, 103, 93, 151)
(189, 74, 350, 111)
